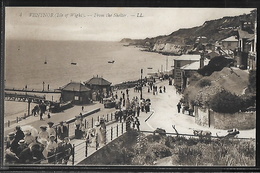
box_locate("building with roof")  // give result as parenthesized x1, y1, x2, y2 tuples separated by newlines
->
(173, 54, 201, 91)
(220, 36, 238, 51)
(60, 82, 91, 105)
(84, 76, 112, 100)
(180, 59, 210, 90)
(235, 11, 256, 70)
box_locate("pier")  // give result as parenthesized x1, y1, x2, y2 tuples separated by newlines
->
(5, 88, 61, 94)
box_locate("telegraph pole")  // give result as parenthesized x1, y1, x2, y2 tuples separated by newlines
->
(140, 69, 143, 99)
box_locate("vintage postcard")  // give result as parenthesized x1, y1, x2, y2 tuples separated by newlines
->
(3, 6, 256, 169)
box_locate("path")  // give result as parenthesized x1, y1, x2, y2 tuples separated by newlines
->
(123, 80, 255, 139)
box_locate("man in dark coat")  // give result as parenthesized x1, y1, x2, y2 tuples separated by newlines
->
(5, 132, 19, 163)
(18, 143, 45, 164)
(177, 102, 182, 113)
(57, 121, 68, 140)
(15, 126, 25, 143)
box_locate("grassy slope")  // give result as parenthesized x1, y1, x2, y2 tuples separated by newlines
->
(80, 131, 255, 166)
(186, 67, 249, 105)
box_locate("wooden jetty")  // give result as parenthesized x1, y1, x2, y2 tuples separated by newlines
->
(5, 88, 61, 94)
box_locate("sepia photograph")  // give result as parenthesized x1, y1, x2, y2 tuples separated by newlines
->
(3, 6, 256, 168)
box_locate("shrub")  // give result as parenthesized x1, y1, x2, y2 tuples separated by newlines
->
(239, 94, 256, 111)
(248, 70, 256, 94)
(198, 56, 234, 76)
(177, 145, 203, 165)
(189, 72, 203, 85)
(197, 78, 212, 88)
(209, 90, 242, 113)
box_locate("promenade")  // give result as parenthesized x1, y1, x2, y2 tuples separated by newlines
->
(4, 79, 255, 139)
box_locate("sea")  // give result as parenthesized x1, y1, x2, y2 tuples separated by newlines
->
(4, 39, 179, 118)
(5, 39, 177, 90)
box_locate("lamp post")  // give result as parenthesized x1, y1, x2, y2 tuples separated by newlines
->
(140, 69, 143, 99)
(42, 81, 45, 91)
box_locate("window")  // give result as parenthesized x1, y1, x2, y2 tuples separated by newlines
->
(176, 61, 181, 67)
(74, 96, 79, 100)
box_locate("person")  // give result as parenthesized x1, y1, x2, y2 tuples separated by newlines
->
(24, 131, 35, 145)
(125, 98, 130, 109)
(132, 117, 136, 129)
(135, 117, 140, 131)
(93, 121, 102, 149)
(5, 132, 19, 163)
(145, 101, 150, 113)
(136, 105, 141, 117)
(55, 140, 64, 164)
(126, 88, 129, 95)
(63, 137, 72, 164)
(182, 104, 185, 114)
(14, 126, 25, 143)
(163, 86, 166, 93)
(18, 143, 45, 164)
(75, 116, 82, 139)
(81, 106, 84, 111)
(99, 118, 106, 146)
(38, 138, 48, 159)
(16, 140, 27, 156)
(118, 110, 123, 123)
(46, 135, 57, 163)
(47, 122, 56, 139)
(140, 100, 144, 112)
(159, 86, 162, 93)
(57, 121, 68, 140)
(177, 102, 181, 113)
(38, 125, 49, 141)
(39, 111, 43, 120)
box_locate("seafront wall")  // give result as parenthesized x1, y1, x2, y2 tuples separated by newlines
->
(194, 106, 256, 130)
(209, 110, 256, 130)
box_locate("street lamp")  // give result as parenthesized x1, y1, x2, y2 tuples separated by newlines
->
(140, 69, 143, 99)
(43, 81, 45, 91)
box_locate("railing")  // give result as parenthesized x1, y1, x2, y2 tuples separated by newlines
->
(4, 111, 127, 166)
(29, 122, 127, 165)
(138, 130, 255, 141)
(70, 122, 126, 165)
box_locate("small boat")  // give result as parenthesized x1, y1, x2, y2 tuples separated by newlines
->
(147, 67, 153, 69)
(71, 62, 77, 65)
(108, 60, 115, 63)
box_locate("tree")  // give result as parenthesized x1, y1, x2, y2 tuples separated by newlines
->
(209, 90, 242, 113)
(198, 56, 234, 76)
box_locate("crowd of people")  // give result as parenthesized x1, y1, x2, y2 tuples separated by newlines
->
(72, 114, 107, 149)
(5, 122, 72, 165)
(32, 101, 52, 120)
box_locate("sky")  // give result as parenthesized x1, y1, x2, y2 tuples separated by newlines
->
(5, 7, 255, 41)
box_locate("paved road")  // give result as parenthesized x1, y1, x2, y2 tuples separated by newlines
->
(4, 101, 116, 136)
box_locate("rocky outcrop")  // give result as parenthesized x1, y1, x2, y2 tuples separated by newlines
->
(152, 42, 183, 55)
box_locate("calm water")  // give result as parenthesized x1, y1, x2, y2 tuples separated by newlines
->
(5, 40, 176, 90)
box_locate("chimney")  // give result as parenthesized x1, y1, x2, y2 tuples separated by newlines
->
(200, 53, 205, 69)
